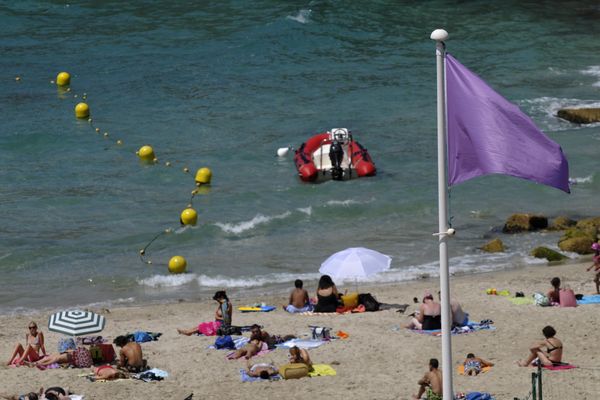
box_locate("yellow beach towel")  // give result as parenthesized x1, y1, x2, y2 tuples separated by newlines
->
(308, 364, 337, 377)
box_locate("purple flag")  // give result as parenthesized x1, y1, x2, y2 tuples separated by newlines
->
(445, 53, 570, 193)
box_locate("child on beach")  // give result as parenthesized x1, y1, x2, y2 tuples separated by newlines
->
(547, 277, 561, 305)
(463, 353, 494, 376)
(283, 279, 312, 313)
(586, 242, 600, 294)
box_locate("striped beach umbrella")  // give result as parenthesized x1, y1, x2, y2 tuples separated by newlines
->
(48, 310, 106, 336)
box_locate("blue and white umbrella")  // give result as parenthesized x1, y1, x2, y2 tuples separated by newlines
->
(48, 310, 106, 336)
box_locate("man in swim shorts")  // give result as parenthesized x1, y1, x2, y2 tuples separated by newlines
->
(412, 358, 443, 400)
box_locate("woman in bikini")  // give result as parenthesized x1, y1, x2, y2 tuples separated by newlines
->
(6, 322, 46, 365)
(177, 290, 233, 335)
(288, 346, 313, 371)
(518, 325, 563, 367)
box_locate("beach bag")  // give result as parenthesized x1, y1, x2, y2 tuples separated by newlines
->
(279, 363, 309, 379)
(465, 393, 493, 400)
(89, 346, 103, 363)
(310, 326, 331, 340)
(533, 292, 550, 307)
(214, 335, 235, 350)
(341, 292, 359, 308)
(89, 344, 115, 363)
(198, 321, 221, 336)
(559, 289, 577, 307)
(72, 347, 93, 368)
(358, 293, 380, 312)
(58, 338, 76, 353)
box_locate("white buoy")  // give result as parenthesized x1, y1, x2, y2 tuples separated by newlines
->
(277, 146, 292, 157)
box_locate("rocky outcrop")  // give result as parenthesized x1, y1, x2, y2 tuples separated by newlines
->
(503, 214, 548, 233)
(557, 108, 600, 124)
(548, 216, 576, 231)
(530, 246, 567, 262)
(576, 217, 600, 231)
(481, 238, 505, 253)
(558, 224, 597, 254)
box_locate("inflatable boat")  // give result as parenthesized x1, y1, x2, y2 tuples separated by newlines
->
(294, 128, 376, 182)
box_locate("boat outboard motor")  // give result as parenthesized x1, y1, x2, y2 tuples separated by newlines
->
(329, 139, 344, 180)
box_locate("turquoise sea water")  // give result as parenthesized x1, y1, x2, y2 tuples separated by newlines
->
(1, 1, 599, 314)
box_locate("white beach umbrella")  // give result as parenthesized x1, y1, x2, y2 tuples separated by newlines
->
(319, 247, 391, 280)
(48, 310, 105, 336)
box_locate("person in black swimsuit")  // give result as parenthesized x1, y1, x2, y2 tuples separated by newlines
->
(314, 275, 341, 313)
(406, 291, 442, 330)
(518, 325, 563, 367)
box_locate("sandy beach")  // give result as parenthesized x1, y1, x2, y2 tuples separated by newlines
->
(2, 259, 599, 400)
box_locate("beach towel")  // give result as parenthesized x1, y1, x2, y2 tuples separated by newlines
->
(275, 339, 328, 349)
(238, 306, 277, 313)
(411, 321, 495, 336)
(456, 365, 492, 375)
(308, 364, 337, 377)
(239, 369, 282, 382)
(577, 294, 600, 305)
(509, 297, 534, 305)
(542, 363, 577, 371)
(128, 331, 162, 343)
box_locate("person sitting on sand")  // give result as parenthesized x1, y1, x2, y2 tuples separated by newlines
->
(246, 361, 279, 378)
(114, 335, 147, 372)
(250, 324, 296, 350)
(313, 275, 340, 313)
(437, 291, 469, 328)
(587, 242, 600, 294)
(6, 321, 46, 365)
(284, 279, 312, 313)
(518, 325, 563, 367)
(288, 346, 313, 371)
(89, 365, 128, 381)
(177, 290, 233, 335)
(30, 349, 75, 367)
(227, 339, 264, 360)
(547, 277, 561, 305)
(406, 291, 441, 330)
(413, 358, 443, 400)
(463, 353, 494, 376)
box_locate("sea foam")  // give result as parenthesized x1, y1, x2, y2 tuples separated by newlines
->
(286, 9, 311, 24)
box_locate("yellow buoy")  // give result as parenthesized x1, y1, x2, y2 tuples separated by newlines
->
(180, 208, 198, 226)
(74, 102, 90, 119)
(168, 255, 187, 274)
(195, 167, 212, 185)
(56, 72, 71, 86)
(137, 145, 155, 162)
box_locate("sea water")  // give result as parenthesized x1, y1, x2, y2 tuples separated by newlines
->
(1, 1, 599, 314)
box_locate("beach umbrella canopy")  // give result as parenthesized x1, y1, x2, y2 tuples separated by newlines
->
(319, 247, 391, 279)
(48, 310, 105, 336)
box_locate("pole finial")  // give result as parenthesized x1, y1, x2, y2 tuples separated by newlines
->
(430, 29, 449, 42)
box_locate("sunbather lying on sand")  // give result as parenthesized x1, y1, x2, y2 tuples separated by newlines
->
(250, 325, 295, 350)
(228, 339, 263, 360)
(90, 365, 128, 381)
(246, 361, 279, 379)
(463, 353, 494, 375)
(29, 350, 74, 367)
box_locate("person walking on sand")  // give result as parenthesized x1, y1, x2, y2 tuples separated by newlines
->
(518, 325, 563, 367)
(284, 279, 312, 313)
(6, 321, 46, 365)
(114, 336, 147, 372)
(587, 242, 600, 294)
(413, 358, 443, 400)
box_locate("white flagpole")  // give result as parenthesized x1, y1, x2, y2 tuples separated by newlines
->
(430, 28, 454, 400)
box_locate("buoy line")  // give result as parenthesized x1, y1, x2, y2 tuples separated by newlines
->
(52, 71, 214, 274)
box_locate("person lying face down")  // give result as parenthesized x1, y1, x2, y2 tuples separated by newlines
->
(463, 353, 494, 376)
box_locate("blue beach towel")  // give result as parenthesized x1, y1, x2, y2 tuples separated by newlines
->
(240, 369, 282, 382)
(577, 295, 600, 305)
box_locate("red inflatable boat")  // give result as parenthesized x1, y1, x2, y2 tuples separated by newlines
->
(294, 128, 376, 182)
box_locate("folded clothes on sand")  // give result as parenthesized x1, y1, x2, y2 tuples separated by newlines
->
(240, 369, 282, 382)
